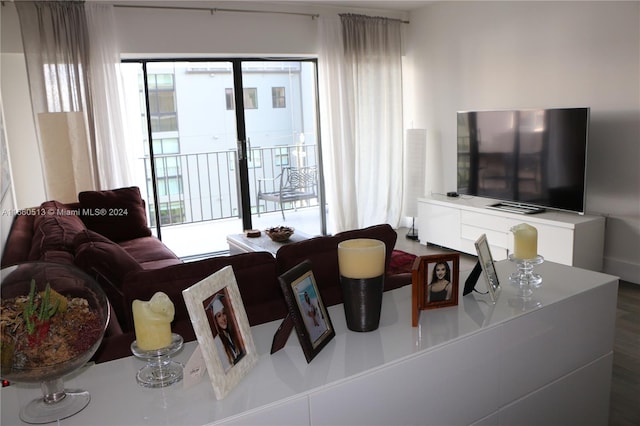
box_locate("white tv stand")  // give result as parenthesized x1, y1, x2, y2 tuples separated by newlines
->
(418, 195, 605, 271)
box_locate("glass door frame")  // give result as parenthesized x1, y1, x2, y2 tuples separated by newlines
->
(124, 56, 327, 241)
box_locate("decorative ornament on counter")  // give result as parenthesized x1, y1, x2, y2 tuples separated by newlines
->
(265, 226, 294, 242)
(509, 224, 544, 298)
(131, 292, 183, 388)
(132, 292, 175, 351)
(337, 238, 386, 332)
(0, 262, 109, 424)
(511, 223, 538, 260)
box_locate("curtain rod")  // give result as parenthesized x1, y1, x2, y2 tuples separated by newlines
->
(113, 4, 319, 20)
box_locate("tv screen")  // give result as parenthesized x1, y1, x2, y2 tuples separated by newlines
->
(457, 107, 589, 214)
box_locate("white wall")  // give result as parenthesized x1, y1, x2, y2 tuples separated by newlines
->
(405, 1, 640, 283)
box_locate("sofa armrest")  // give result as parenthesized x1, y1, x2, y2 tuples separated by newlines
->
(1, 214, 35, 267)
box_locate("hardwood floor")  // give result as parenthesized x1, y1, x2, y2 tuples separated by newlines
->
(609, 280, 640, 426)
(394, 228, 640, 425)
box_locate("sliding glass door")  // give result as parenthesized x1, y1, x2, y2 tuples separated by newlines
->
(121, 59, 325, 258)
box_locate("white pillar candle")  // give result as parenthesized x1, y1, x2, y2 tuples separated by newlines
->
(132, 292, 175, 351)
(511, 223, 538, 260)
(337, 239, 386, 279)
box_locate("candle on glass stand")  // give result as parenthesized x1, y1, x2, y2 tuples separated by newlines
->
(511, 223, 538, 260)
(132, 292, 175, 350)
(130, 292, 183, 388)
(509, 223, 544, 298)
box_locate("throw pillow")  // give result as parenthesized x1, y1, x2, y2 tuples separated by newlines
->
(78, 186, 151, 242)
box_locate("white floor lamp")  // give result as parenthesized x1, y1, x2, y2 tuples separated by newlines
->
(403, 129, 426, 240)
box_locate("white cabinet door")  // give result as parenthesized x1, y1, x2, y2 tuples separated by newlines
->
(418, 202, 461, 249)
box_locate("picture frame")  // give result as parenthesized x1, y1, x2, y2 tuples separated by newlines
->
(474, 234, 501, 302)
(278, 260, 335, 363)
(412, 253, 460, 326)
(182, 266, 257, 400)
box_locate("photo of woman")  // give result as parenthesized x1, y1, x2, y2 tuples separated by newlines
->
(427, 261, 453, 303)
(206, 291, 245, 372)
(295, 277, 329, 346)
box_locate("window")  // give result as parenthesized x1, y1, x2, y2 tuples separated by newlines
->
(248, 148, 262, 169)
(226, 88, 258, 109)
(225, 88, 234, 110)
(275, 146, 290, 166)
(243, 88, 258, 109)
(148, 74, 177, 132)
(151, 138, 180, 155)
(272, 87, 286, 108)
(156, 176, 183, 197)
(149, 200, 186, 226)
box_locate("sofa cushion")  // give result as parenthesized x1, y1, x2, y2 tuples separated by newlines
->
(117, 237, 182, 269)
(78, 186, 151, 242)
(122, 252, 284, 333)
(73, 230, 144, 290)
(28, 201, 87, 260)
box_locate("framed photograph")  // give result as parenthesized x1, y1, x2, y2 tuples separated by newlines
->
(182, 266, 257, 400)
(412, 253, 460, 326)
(475, 234, 501, 302)
(278, 260, 335, 363)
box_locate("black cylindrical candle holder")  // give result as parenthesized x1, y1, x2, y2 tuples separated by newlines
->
(340, 275, 384, 332)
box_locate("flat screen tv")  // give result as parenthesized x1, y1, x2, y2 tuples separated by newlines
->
(457, 107, 589, 214)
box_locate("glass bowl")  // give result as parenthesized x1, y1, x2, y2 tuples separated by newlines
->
(1, 262, 110, 424)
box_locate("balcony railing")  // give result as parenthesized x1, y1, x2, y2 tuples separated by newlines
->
(139, 144, 320, 227)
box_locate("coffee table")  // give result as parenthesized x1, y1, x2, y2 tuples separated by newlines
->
(227, 230, 311, 256)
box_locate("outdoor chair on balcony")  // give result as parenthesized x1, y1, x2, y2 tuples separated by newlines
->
(257, 166, 318, 220)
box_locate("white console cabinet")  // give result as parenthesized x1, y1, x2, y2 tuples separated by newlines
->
(418, 195, 605, 271)
(1, 262, 618, 426)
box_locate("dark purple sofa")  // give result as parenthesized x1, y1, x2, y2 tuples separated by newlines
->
(1, 186, 413, 363)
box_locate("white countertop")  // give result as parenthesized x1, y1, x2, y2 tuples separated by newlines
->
(1, 260, 618, 426)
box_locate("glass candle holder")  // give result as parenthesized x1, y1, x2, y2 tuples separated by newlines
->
(337, 239, 386, 332)
(131, 333, 184, 388)
(509, 254, 544, 297)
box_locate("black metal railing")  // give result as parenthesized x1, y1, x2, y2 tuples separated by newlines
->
(139, 144, 319, 227)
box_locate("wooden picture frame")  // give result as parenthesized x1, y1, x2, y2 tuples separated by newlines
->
(182, 266, 257, 400)
(475, 234, 501, 302)
(412, 253, 460, 326)
(278, 260, 335, 363)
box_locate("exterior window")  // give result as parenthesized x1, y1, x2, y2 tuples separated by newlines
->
(275, 146, 289, 166)
(226, 88, 258, 109)
(225, 88, 234, 110)
(243, 88, 258, 109)
(149, 201, 186, 226)
(157, 176, 183, 197)
(248, 148, 262, 169)
(148, 74, 177, 132)
(152, 138, 180, 155)
(272, 87, 286, 108)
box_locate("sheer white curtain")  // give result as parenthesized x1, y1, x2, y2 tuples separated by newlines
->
(16, 1, 132, 202)
(318, 14, 404, 233)
(85, 3, 134, 189)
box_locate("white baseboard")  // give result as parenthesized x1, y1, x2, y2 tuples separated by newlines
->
(603, 256, 640, 285)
